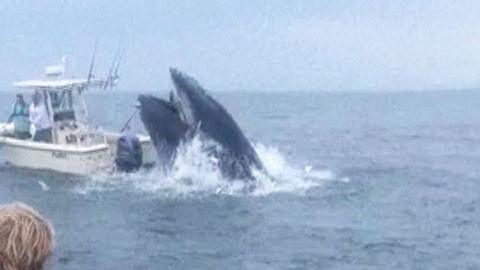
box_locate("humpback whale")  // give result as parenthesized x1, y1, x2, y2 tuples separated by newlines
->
(138, 68, 264, 180)
(138, 94, 188, 171)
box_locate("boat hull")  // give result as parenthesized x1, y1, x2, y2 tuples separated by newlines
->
(0, 131, 157, 175)
(0, 137, 113, 175)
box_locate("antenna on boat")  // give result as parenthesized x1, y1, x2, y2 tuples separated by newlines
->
(104, 42, 123, 90)
(112, 52, 122, 84)
(87, 39, 98, 84)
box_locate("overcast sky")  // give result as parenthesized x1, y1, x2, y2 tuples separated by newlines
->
(1, 0, 480, 91)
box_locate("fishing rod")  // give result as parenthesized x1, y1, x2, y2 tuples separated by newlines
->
(120, 106, 139, 133)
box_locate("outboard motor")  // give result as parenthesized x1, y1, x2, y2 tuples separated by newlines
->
(115, 132, 143, 173)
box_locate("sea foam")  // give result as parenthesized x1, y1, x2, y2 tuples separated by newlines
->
(80, 137, 335, 197)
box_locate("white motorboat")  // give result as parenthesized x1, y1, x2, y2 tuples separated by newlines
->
(0, 65, 156, 175)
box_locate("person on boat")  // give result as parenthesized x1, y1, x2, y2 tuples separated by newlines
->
(0, 202, 54, 270)
(7, 94, 31, 139)
(29, 92, 53, 143)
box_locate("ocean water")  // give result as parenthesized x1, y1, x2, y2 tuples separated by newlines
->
(1, 90, 480, 269)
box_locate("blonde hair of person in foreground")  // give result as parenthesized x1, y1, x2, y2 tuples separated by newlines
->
(0, 203, 54, 270)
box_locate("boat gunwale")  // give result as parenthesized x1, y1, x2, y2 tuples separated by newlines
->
(0, 136, 111, 154)
(0, 135, 152, 154)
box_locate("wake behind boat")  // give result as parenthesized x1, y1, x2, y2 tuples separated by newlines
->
(0, 61, 156, 175)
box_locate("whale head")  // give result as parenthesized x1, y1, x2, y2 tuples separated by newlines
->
(138, 94, 188, 169)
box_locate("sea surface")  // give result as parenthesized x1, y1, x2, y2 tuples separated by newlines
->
(1, 90, 480, 269)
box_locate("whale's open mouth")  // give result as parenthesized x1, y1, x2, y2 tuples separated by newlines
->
(137, 68, 266, 182)
(171, 85, 196, 128)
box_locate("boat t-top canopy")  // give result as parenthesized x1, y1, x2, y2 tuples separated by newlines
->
(13, 78, 105, 91)
(12, 77, 104, 128)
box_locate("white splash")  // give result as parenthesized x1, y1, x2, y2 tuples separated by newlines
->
(80, 138, 336, 197)
(128, 137, 248, 196)
(38, 180, 49, 191)
(250, 143, 334, 196)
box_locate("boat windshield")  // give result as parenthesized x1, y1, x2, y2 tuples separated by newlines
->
(47, 89, 88, 125)
(50, 90, 75, 122)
